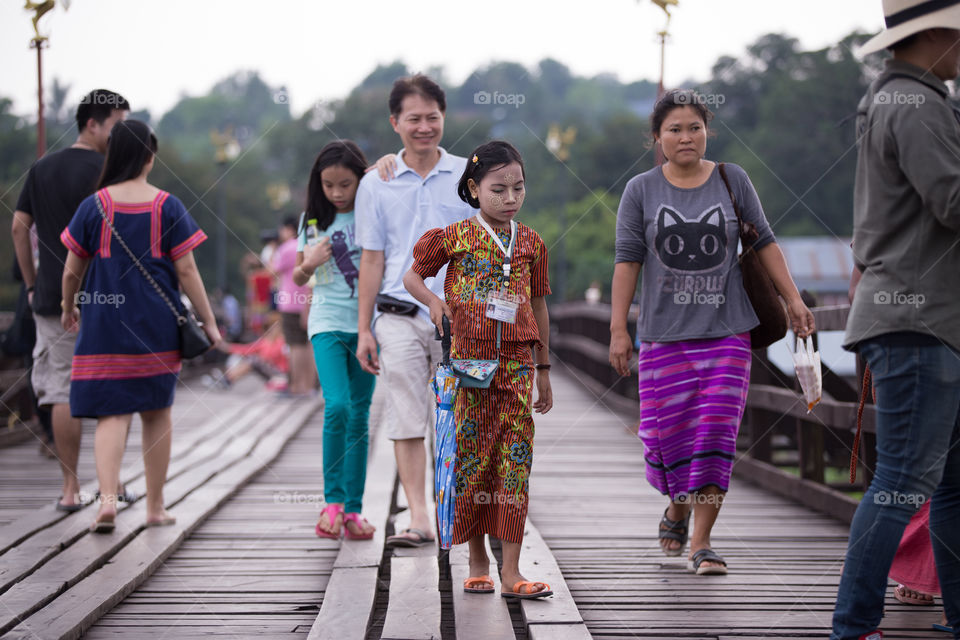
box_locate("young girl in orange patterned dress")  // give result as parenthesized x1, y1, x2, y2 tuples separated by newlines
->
(403, 140, 554, 599)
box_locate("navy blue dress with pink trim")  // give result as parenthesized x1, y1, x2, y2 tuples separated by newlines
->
(60, 188, 207, 418)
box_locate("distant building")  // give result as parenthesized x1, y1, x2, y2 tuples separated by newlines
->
(767, 236, 856, 376)
(776, 236, 854, 307)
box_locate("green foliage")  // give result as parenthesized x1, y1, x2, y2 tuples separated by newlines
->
(0, 32, 883, 309)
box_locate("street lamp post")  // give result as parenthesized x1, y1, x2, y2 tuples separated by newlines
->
(211, 128, 240, 293)
(546, 124, 577, 302)
(649, 0, 678, 165)
(24, 1, 60, 158)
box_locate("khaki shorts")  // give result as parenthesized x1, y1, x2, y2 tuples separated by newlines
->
(374, 313, 442, 441)
(32, 314, 77, 407)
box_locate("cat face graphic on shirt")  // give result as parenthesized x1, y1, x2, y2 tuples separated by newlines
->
(654, 205, 727, 272)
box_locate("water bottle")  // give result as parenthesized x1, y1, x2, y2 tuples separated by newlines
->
(305, 218, 320, 286)
(305, 218, 320, 246)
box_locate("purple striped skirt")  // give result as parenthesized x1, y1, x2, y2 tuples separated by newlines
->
(637, 333, 751, 500)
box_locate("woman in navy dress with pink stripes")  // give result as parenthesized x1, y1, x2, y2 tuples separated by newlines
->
(60, 120, 220, 533)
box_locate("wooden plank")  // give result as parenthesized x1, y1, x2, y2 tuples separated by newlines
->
(527, 623, 592, 639)
(0, 401, 273, 595)
(731, 455, 858, 524)
(517, 520, 583, 626)
(307, 567, 378, 640)
(450, 563, 514, 640)
(309, 384, 393, 637)
(0, 394, 263, 555)
(3, 398, 319, 639)
(381, 556, 440, 640)
(332, 413, 395, 570)
(84, 403, 334, 638)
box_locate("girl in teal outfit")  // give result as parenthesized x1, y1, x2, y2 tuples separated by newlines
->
(292, 141, 376, 540)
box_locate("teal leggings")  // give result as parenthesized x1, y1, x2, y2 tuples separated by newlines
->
(311, 332, 376, 513)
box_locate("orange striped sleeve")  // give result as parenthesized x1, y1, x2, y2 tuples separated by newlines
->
(530, 233, 551, 297)
(411, 227, 450, 278)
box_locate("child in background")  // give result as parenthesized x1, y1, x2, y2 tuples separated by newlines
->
(403, 140, 554, 599)
(292, 141, 377, 541)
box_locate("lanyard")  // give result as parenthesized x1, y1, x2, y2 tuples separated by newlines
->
(475, 214, 516, 278)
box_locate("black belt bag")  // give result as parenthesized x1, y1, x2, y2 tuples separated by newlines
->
(376, 294, 418, 316)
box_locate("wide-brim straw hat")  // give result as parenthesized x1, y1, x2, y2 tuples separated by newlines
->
(860, 0, 960, 55)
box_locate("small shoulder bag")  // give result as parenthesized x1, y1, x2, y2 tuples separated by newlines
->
(93, 193, 212, 359)
(439, 316, 499, 389)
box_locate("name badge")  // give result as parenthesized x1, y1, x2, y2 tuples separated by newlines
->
(485, 290, 519, 324)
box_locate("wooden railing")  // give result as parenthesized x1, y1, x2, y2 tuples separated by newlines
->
(550, 301, 873, 524)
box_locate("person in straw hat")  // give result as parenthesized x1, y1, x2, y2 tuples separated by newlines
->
(832, 2, 960, 638)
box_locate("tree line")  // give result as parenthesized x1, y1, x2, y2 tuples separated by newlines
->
(0, 31, 886, 307)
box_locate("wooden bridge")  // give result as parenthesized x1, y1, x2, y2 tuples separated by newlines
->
(0, 304, 948, 639)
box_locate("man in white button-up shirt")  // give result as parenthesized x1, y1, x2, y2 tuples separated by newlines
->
(355, 74, 473, 546)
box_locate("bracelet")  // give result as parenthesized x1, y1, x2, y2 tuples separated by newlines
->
(535, 363, 551, 370)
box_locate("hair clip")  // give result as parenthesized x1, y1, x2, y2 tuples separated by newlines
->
(472, 154, 479, 164)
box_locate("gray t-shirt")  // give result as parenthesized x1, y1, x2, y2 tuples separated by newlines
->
(615, 163, 776, 343)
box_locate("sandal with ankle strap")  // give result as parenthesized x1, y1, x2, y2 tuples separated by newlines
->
(658, 506, 690, 557)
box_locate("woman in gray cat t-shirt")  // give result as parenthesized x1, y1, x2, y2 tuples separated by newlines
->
(608, 89, 814, 576)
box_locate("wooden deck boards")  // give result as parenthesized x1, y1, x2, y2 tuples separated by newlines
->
(1, 366, 948, 638)
(527, 369, 946, 639)
(81, 396, 331, 639)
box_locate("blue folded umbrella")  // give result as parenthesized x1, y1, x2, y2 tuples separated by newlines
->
(433, 363, 459, 549)
(433, 316, 459, 549)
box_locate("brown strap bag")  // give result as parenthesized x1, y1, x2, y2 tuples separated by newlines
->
(717, 163, 788, 349)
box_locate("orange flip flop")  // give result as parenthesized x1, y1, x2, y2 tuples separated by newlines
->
(463, 575, 495, 594)
(501, 580, 552, 599)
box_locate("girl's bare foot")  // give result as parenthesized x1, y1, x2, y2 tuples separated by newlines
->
(145, 509, 176, 527)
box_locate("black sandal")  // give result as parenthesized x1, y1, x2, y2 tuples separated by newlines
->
(689, 548, 728, 575)
(658, 507, 690, 557)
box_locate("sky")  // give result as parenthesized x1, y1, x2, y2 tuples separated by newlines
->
(1, 0, 881, 120)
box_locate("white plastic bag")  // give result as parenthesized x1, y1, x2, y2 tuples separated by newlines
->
(792, 335, 822, 412)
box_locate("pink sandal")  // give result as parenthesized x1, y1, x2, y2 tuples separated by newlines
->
(343, 512, 375, 540)
(315, 504, 343, 539)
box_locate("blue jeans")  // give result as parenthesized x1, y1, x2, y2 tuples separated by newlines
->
(831, 335, 960, 639)
(311, 332, 376, 513)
